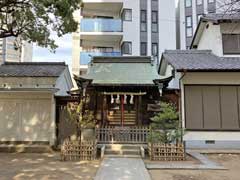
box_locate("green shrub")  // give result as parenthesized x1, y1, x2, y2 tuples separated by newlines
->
(149, 102, 183, 144)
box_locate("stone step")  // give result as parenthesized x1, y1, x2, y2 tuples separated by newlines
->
(108, 120, 136, 123)
(109, 111, 136, 114)
(105, 144, 141, 150)
(108, 122, 136, 125)
(108, 116, 136, 119)
(105, 149, 140, 156)
(108, 117, 136, 121)
(0, 144, 53, 153)
(104, 154, 141, 158)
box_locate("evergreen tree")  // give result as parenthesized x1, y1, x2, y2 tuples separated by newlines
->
(0, 0, 81, 50)
(150, 102, 182, 144)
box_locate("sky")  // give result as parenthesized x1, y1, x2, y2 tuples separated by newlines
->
(32, 33, 72, 69)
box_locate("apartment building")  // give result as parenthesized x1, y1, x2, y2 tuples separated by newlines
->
(0, 37, 33, 64)
(72, 0, 176, 75)
(178, 0, 233, 49)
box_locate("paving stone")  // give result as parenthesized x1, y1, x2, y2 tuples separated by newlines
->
(94, 158, 151, 180)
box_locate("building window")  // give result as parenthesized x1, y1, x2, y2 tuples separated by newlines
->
(197, 0, 203, 5)
(185, 0, 192, 7)
(122, 9, 132, 21)
(222, 34, 240, 54)
(186, 16, 193, 37)
(121, 42, 132, 55)
(141, 10, 147, 32)
(92, 47, 113, 53)
(140, 42, 147, 56)
(152, 11, 158, 33)
(152, 43, 158, 57)
(208, 0, 214, 3)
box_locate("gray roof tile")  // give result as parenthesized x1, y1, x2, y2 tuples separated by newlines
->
(162, 50, 240, 72)
(0, 62, 67, 77)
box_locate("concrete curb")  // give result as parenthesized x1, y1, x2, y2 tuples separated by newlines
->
(146, 151, 227, 170)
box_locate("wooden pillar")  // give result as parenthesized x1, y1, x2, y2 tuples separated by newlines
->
(121, 95, 124, 126)
(137, 95, 142, 125)
(102, 95, 107, 126)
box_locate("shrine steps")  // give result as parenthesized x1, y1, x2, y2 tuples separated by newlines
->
(103, 144, 143, 158)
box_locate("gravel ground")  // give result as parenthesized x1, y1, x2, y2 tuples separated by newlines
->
(149, 154, 240, 180)
(0, 153, 100, 180)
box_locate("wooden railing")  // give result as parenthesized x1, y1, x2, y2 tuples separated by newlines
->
(148, 143, 185, 161)
(61, 139, 97, 161)
(96, 126, 150, 144)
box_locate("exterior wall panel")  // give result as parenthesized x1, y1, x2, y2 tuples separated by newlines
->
(202, 86, 221, 129)
(185, 86, 203, 129)
(220, 86, 239, 129)
(185, 85, 240, 130)
(0, 92, 53, 143)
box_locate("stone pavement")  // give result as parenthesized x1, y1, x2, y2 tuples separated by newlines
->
(94, 158, 151, 180)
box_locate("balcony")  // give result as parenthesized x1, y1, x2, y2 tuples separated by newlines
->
(80, 51, 121, 65)
(80, 19, 122, 32)
(81, 1, 123, 17)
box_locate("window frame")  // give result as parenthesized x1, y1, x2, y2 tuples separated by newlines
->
(152, 43, 158, 57)
(121, 41, 132, 55)
(140, 42, 147, 56)
(222, 34, 240, 55)
(140, 10, 147, 32)
(186, 16, 193, 37)
(185, 0, 192, 8)
(122, 9, 132, 21)
(151, 11, 158, 33)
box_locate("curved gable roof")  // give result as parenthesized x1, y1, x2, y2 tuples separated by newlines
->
(80, 56, 163, 86)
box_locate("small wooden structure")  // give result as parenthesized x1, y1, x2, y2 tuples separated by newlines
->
(74, 56, 171, 145)
(61, 139, 97, 161)
(148, 143, 185, 161)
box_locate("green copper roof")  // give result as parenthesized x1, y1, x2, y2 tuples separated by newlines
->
(81, 56, 163, 86)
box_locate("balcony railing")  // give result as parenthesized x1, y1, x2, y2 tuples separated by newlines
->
(80, 19, 122, 32)
(80, 51, 121, 65)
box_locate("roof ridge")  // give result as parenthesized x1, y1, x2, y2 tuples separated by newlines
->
(164, 50, 212, 54)
(3, 62, 66, 66)
(92, 56, 153, 63)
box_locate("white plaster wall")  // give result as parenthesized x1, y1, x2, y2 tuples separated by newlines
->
(182, 72, 240, 85)
(184, 131, 240, 141)
(197, 22, 223, 56)
(0, 92, 56, 145)
(122, 0, 140, 56)
(158, 0, 176, 56)
(197, 22, 240, 57)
